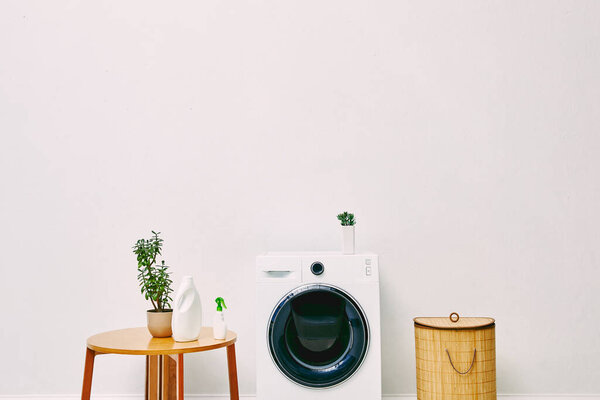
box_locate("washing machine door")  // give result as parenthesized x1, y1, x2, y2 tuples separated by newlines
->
(268, 284, 369, 388)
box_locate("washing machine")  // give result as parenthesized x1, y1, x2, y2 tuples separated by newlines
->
(256, 252, 381, 399)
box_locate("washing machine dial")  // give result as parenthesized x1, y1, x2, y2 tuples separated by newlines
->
(310, 261, 324, 275)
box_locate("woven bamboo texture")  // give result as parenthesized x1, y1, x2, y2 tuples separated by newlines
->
(415, 323, 496, 399)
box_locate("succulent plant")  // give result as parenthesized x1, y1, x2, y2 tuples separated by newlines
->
(133, 231, 173, 311)
(337, 211, 356, 226)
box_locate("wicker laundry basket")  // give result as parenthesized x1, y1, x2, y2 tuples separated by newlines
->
(414, 313, 496, 400)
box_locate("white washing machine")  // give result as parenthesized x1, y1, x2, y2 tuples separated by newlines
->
(256, 252, 381, 399)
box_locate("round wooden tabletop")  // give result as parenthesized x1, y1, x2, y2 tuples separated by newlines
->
(87, 327, 237, 355)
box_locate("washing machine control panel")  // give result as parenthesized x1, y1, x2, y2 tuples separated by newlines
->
(257, 253, 379, 284)
(302, 255, 378, 283)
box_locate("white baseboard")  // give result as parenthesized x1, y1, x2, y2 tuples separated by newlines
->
(1, 395, 600, 400)
(381, 396, 600, 400)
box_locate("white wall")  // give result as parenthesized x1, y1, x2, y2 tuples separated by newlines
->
(1, 0, 600, 396)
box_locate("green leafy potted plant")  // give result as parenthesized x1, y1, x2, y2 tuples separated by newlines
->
(133, 231, 174, 338)
(337, 212, 356, 254)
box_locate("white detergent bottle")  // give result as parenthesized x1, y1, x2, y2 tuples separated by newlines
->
(213, 297, 227, 340)
(172, 276, 202, 342)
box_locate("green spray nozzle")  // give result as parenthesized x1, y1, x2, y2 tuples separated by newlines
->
(215, 297, 227, 312)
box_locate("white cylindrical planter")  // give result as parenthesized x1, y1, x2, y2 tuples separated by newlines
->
(342, 225, 355, 254)
(172, 276, 203, 342)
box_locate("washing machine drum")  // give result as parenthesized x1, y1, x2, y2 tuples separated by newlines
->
(268, 284, 369, 388)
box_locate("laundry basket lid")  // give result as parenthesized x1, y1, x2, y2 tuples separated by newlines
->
(414, 313, 495, 330)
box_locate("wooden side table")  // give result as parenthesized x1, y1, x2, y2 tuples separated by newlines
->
(82, 327, 239, 400)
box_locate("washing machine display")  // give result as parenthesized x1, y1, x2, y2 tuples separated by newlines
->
(268, 284, 369, 388)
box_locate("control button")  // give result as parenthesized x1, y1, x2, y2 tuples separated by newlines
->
(366, 266, 372, 276)
(310, 261, 324, 276)
(365, 259, 372, 266)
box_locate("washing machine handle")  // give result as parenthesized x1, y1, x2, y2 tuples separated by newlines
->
(260, 268, 295, 279)
(261, 267, 294, 273)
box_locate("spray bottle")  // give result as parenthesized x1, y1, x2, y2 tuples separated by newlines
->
(213, 297, 227, 340)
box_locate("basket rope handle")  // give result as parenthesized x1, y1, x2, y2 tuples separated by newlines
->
(445, 348, 476, 375)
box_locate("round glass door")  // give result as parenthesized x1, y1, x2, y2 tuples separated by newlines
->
(268, 284, 369, 388)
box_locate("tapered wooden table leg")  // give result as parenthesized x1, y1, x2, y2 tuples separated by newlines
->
(81, 348, 96, 400)
(146, 355, 159, 400)
(226, 344, 239, 400)
(147, 354, 180, 400)
(162, 355, 178, 399)
(177, 354, 184, 400)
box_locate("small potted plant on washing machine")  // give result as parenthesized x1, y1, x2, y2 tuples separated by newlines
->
(337, 211, 356, 254)
(133, 231, 174, 337)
